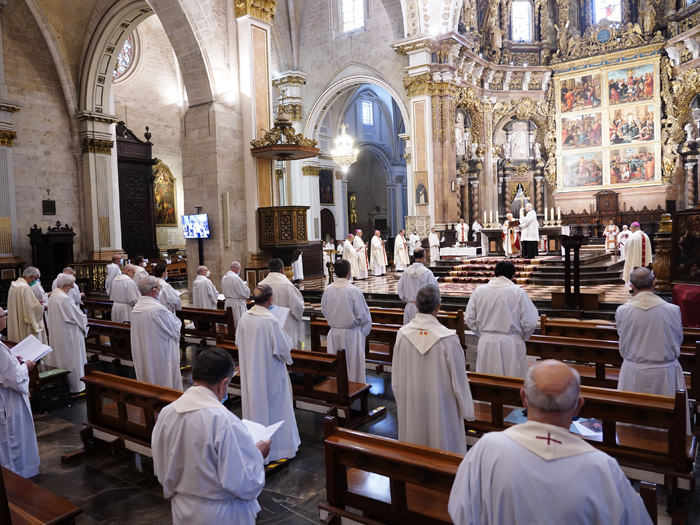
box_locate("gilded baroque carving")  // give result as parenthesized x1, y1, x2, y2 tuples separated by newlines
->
(278, 103, 302, 121)
(456, 86, 484, 146)
(81, 138, 113, 154)
(0, 130, 16, 147)
(234, 0, 276, 23)
(301, 166, 321, 176)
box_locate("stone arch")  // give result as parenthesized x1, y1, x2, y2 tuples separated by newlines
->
(400, 0, 464, 37)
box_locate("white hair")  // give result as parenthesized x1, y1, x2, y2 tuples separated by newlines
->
(23, 266, 40, 279)
(56, 273, 76, 288)
(230, 261, 241, 271)
(138, 275, 160, 296)
(524, 365, 580, 412)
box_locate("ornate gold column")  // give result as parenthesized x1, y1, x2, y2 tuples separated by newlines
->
(652, 213, 673, 292)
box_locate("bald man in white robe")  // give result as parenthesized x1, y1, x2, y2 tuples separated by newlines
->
(109, 265, 140, 323)
(192, 266, 219, 310)
(397, 248, 439, 325)
(392, 285, 474, 454)
(394, 230, 410, 271)
(258, 259, 305, 348)
(370, 231, 387, 276)
(236, 285, 300, 463)
(321, 260, 371, 382)
(221, 262, 250, 329)
(7, 268, 46, 344)
(448, 360, 651, 525)
(131, 276, 183, 390)
(353, 230, 369, 280)
(104, 254, 122, 296)
(466, 261, 538, 378)
(132, 256, 149, 288)
(342, 234, 359, 279)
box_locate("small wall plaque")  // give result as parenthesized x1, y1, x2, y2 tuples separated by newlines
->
(42, 200, 56, 215)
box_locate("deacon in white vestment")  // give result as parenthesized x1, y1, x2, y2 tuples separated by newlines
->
(109, 265, 140, 323)
(152, 348, 269, 525)
(221, 261, 250, 329)
(353, 230, 369, 280)
(394, 230, 410, 271)
(618, 225, 630, 259)
(466, 261, 538, 377)
(397, 248, 439, 325)
(132, 255, 149, 287)
(622, 222, 653, 285)
(428, 227, 441, 266)
(47, 275, 88, 393)
(392, 285, 474, 454)
(455, 219, 469, 245)
(0, 307, 40, 479)
(131, 276, 183, 390)
(192, 265, 219, 310)
(519, 203, 539, 259)
(408, 230, 421, 257)
(51, 267, 83, 307)
(7, 268, 46, 344)
(448, 360, 651, 525)
(370, 231, 387, 276)
(342, 234, 359, 279)
(235, 284, 301, 463)
(471, 220, 482, 242)
(321, 260, 371, 383)
(291, 253, 304, 281)
(104, 254, 122, 296)
(604, 220, 620, 253)
(258, 258, 305, 348)
(153, 264, 181, 314)
(30, 279, 48, 306)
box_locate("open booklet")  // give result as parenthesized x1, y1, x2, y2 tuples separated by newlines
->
(268, 304, 290, 329)
(9, 334, 52, 363)
(242, 419, 284, 443)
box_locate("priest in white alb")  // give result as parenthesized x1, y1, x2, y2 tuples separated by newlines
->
(370, 230, 387, 276)
(397, 248, 439, 325)
(448, 360, 651, 525)
(7, 267, 46, 344)
(342, 233, 359, 279)
(408, 229, 420, 259)
(604, 219, 619, 254)
(46, 273, 89, 394)
(105, 253, 122, 296)
(353, 229, 369, 280)
(193, 265, 219, 309)
(455, 218, 469, 245)
(394, 229, 410, 271)
(131, 276, 183, 390)
(221, 261, 250, 329)
(51, 267, 84, 306)
(618, 225, 630, 259)
(154, 264, 181, 313)
(235, 284, 301, 463)
(30, 277, 48, 307)
(0, 306, 40, 479)
(622, 222, 652, 285)
(258, 258, 305, 348)
(152, 348, 270, 524)
(132, 255, 149, 287)
(392, 284, 474, 454)
(471, 219, 482, 242)
(109, 265, 140, 323)
(519, 203, 539, 259)
(321, 260, 371, 383)
(466, 261, 538, 377)
(428, 227, 441, 266)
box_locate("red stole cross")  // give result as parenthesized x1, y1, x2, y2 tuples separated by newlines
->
(536, 433, 562, 445)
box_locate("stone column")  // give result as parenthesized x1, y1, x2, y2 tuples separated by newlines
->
(301, 164, 321, 239)
(685, 160, 697, 209)
(534, 175, 544, 215)
(504, 176, 512, 215)
(470, 179, 480, 225)
(386, 183, 397, 235)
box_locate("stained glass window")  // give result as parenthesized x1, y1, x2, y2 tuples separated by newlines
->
(511, 1, 533, 42)
(113, 34, 135, 81)
(361, 100, 373, 126)
(594, 0, 622, 23)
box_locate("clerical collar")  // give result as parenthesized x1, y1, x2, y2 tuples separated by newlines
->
(503, 420, 595, 461)
(399, 313, 455, 355)
(626, 291, 666, 311)
(487, 276, 514, 288)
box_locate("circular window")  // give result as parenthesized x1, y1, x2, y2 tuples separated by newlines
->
(113, 32, 139, 82)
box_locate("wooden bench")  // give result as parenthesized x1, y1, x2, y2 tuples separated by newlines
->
(176, 306, 235, 346)
(85, 319, 133, 366)
(466, 371, 695, 510)
(82, 298, 113, 320)
(216, 339, 385, 427)
(368, 307, 466, 348)
(1, 466, 82, 524)
(62, 371, 180, 462)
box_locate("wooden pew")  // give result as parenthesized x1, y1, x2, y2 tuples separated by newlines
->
(368, 307, 466, 348)
(320, 416, 461, 525)
(85, 319, 133, 365)
(62, 371, 180, 461)
(1, 466, 82, 524)
(465, 372, 696, 510)
(216, 339, 385, 427)
(82, 298, 113, 320)
(176, 306, 235, 346)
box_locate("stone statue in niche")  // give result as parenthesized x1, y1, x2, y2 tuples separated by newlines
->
(470, 141, 479, 159)
(511, 184, 530, 219)
(503, 140, 512, 158)
(534, 142, 542, 161)
(641, 3, 656, 34)
(455, 112, 466, 156)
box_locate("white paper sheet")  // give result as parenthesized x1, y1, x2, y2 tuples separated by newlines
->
(9, 334, 52, 363)
(241, 419, 284, 443)
(268, 305, 290, 329)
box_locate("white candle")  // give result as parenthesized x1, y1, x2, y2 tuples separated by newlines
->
(557, 207, 561, 222)
(551, 207, 555, 222)
(544, 207, 548, 222)
(483, 211, 487, 224)
(489, 210, 493, 224)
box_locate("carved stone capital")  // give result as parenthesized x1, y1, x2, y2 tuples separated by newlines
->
(81, 138, 114, 155)
(235, 0, 276, 23)
(301, 165, 321, 176)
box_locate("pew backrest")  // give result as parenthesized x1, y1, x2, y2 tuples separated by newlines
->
(85, 319, 133, 362)
(83, 298, 113, 320)
(176, 306, 235, 343)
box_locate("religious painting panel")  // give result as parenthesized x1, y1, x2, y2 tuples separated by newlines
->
(609, 104, 655, 145)
(561, 113, 602, 150)
(414, 171, 429, 206)
(153, 160, 177, 227)
(559, 74, 602, 113)
(671, 208, 700, 283)
(562, 152, 603, 188)
(607, 63, 654, 105)
(609, 144, 655, 185)
(319, 169, 334, 205)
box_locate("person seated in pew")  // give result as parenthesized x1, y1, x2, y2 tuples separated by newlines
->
(397, 247, 439, 325)
(448, 360, 652, 525)
(109, 264, 140, 323)
(236, 284, 300, 464)
(392, 284, 474, 454)
(192, 265, 219, 310)
(320, 259, 371, 383)
(153, 264, 181, 314)
(131, 276, 183, 390)
(104, 253, 122, 296)
(51, 267, 84, 307)
(132, 255, 149, 287)
(46, 273, 89, 394)
(465, 260, 538, 378)
(221, 261, 250, 330)
(152, 347, 270, 525)
(258, 258, 305, 348)
(616, 267, 684, 397)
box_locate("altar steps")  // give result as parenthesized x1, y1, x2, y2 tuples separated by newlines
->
(530, 253, 623, 285)
(441, 257, 541, 286)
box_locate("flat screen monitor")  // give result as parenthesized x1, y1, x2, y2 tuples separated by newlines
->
(182, 213, 210, 239)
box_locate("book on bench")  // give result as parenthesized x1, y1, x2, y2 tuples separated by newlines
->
(9, 334, 52, 363)
(242, 419, 284, 443)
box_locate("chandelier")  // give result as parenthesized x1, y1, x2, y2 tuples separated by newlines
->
(330, 123, 359, 173)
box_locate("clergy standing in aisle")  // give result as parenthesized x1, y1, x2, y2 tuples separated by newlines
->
(519, 203, 539, 259)
(105, 254, 122, 296)
(471, 219, 482, 242)
(110, 265, 140, 323)
(152, 348, 269, 525)
(46, 273, 88, 394)
(428, 227, 441, 266)
(154, 264, 181, 314)
(221, 261, 250, 329)
(622, 222, 653, 285)
(408, 229, 421, 260)
(320, 260, 371, 383)
(448, 360, 651, 525)
(394, 229, 410, 271)
(258, 258, 305, 348)
(193, 265, 219, 309)
(618, 225, 630, 259)
(456, 218, 469, 245)
(7, 267, 46, 344)
(0, 306, 40, 479)
(342, 233, 359, 279)
(131, 276, 183, 390)
(370, 230, 387, 276)
(604, 219, 619, 254)
(236, 284, 300, 463)
(132, 256, 149, 287)
(353, 229, 369, 280)
(465, 261, 538, 377)
(392, 285, 474, 454)
(398, 248, 439, 325)
(51, 267, 84, 306)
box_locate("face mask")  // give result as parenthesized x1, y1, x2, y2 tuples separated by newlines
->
(141, 262, 147, 267)
(221, 392, 229, 404)
(206, 271, 211, 278)
(163, 274, 168, 281)
(29, 280, 37, 286)
(154, 291, 161, 300)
